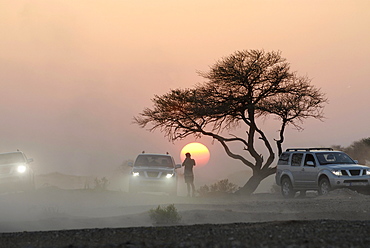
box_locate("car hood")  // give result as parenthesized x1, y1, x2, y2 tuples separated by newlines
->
(132, 166, 175, 172)
(324, 164, 369, 170)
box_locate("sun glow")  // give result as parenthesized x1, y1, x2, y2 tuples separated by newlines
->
(180, 142, 210, 166)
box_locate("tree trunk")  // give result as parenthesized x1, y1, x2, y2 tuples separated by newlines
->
(235, 174, 263, 195)
(235, 168, 275, 195)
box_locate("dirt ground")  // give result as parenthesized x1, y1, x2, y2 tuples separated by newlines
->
(1, 186, 369, 233)
(1, 176, 370, 247)
(1, 219, 370, 248)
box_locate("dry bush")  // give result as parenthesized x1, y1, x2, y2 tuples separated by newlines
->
(92, 177, 109, 191)
(197, 179, 240, 197)
(149, 204, 182, 225)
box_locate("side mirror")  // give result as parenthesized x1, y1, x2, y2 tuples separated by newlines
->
(128, 161, 133, 167)
(175, 164, 181, 169)
(28, 158, 34, 163)
(306, 161, 315, 167)
(354, 160, 359, 164)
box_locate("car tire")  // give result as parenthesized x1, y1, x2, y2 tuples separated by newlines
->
(318, 177, 331, 195)
(281, 177, 295, 198)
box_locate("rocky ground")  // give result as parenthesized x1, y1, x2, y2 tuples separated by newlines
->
(0, 188, 370, 247)
(0, 219, 370, 248)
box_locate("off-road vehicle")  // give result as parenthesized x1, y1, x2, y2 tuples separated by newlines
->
(275, 148, 370, 198)
(0, 151, 35, 192)
(129, 152, 181, 195)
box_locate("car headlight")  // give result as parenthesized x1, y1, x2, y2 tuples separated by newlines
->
(132, 172, 139, 177)
(366, 169, 370, 176)
(166, 173, 174, 178)
(331, 170, 342, 176)
(17, 165, 27, 173)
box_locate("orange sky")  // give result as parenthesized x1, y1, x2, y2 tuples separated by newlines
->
(0, 0, 369, 177)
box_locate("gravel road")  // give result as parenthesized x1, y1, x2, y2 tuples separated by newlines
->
(1, 220, 370, 247)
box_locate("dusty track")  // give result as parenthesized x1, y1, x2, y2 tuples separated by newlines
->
(0, 188, 370, 247)
(1, 220, 370, 248)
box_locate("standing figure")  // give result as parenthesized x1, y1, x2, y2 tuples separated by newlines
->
(182, 152, 196, 197)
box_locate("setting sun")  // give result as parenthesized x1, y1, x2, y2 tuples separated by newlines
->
(180, 142, 210, 166)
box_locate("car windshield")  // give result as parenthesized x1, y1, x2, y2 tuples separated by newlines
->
(0, 153, 26, 164)
(315, 152, 355, 165)
(134, 155, 174, 168)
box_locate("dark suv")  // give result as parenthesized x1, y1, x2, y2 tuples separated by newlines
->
(129, 153, 181, 195)
(0, 151, 35, 192)
(275, 148, 370, 198)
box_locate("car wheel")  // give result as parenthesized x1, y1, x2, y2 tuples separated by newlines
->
(318, 178, 331, 195)
(281, 177, 295, 198)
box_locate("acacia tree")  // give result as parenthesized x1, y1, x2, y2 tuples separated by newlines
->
(135, 50, 327, 195)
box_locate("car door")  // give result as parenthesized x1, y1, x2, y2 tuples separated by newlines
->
(290, 153, 304, 187)
(300, 153, 319, 188)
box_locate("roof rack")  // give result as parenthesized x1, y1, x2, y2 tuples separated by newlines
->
(285, 148, 334, 152)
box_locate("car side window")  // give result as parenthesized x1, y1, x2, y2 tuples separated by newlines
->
(291, 153, 303, 166)
(278, 153, 290, 165)
(304, 154, 316, 166)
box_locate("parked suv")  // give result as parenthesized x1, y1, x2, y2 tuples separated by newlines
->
(129, 152, 181, 195)
(275, 148, 370, 198)
(0, 151, 35, 192)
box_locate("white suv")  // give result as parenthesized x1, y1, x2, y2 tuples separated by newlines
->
(0, 151, 35, 192)
(275, 148, 370, 198)
(129, 153, 181, 195)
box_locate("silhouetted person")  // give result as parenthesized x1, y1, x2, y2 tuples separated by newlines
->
(182, 152, 196, 197)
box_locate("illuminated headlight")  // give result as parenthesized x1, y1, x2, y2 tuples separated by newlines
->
(366, 169, 370, 176)
(17, 165, 27, 173)
(132, 172, 139, 177)
(166, 173, 174, 178)
(331, 170, 342, 176)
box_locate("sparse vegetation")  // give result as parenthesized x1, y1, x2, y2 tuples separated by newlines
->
(197, 179, 240, 197)
(92, 177, 109, 191)
(270, 183, 281, 194)
(149, 204, 182, 225)
(42, 206, 65, 218)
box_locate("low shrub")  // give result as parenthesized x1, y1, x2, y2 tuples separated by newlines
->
(149, 204, 182, 225)
(93, 177, 109, 191)
(270, 183, 281, 194)
(197, 179, 240, 197)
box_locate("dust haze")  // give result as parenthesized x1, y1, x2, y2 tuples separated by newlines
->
(0, 165, 273, 232)
(1, 170, 370, 233)
(1, 0, 370, 235)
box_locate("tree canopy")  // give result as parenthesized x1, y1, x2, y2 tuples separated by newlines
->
(135, 50, 327, 194)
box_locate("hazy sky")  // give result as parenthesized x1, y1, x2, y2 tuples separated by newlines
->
(1, 0, 369, 177)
